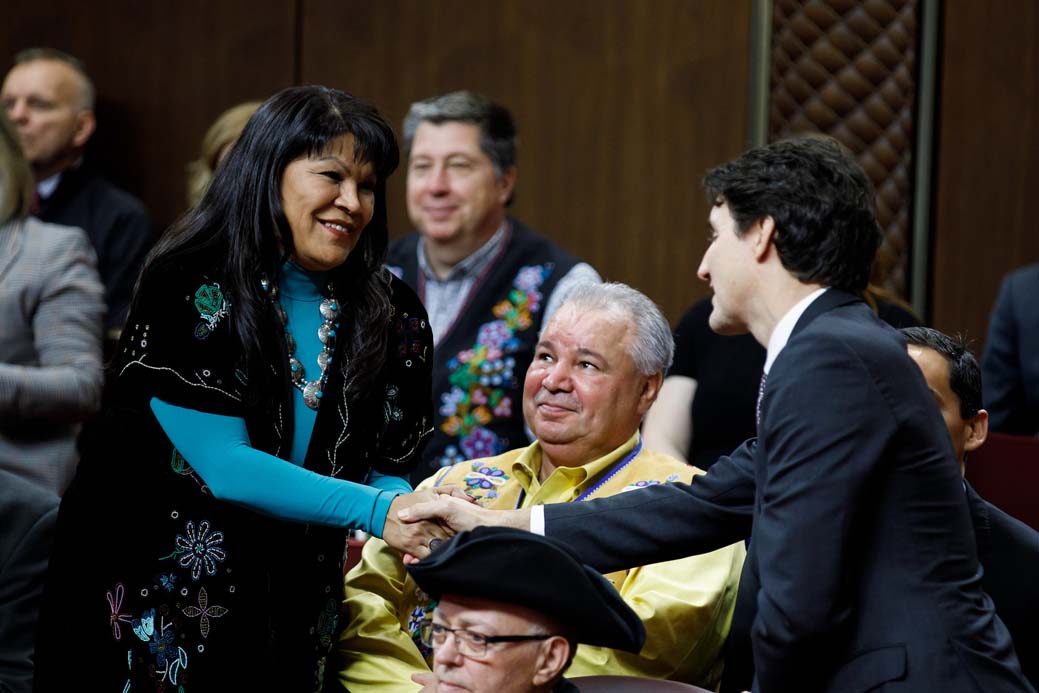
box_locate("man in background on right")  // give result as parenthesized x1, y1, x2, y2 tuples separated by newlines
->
(902, 326, 1038, 687)
(982, 263, 1039, 435)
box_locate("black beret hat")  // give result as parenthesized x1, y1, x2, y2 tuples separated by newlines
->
(406, 526, 645, 652)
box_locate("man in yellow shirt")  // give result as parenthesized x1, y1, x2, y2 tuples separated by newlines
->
(338, 281, 745, 691)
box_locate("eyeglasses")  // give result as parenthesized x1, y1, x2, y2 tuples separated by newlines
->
(420, 621, 552, 659)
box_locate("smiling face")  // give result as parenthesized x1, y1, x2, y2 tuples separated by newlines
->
(697, 201, 758, 336)
(523, 305, 659, 468)
(279, 133, 376, 272)
(405, 121, 514, 274)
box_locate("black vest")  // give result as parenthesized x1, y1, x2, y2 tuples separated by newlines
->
(388, 219, 580, 484)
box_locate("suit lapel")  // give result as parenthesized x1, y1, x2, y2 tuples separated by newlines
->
(964, 482, 994, 563)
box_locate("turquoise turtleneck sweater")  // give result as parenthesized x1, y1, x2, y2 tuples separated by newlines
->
(150, 261, 412, 537)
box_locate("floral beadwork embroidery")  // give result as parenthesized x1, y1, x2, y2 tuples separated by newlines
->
(161, 519, 227, 580)
(620, 473, 682, 493)
(182, 586, 229, 639)
(462, 462, 508, 501)
(407, 591, 437, 657)
(315, 598, 339, 650)
(193, 282, 229, 340)
(149, 627, 176, 666)
(436, 264, 551, 468)
(383, 384, 403, 424)
(106, 582, 132, 640)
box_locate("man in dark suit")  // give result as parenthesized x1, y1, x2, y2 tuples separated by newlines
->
(902, 326, 1039, 688)
(396, 137, 1032, 691)
(982, 263, 1039, 435)
(0, 469, 58, 693)
(1, 47, 153, 333)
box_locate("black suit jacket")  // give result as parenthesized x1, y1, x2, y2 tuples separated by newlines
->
(0, 469, 58, 693)
(36, 166, 153, 330)
(545, 290, 1031, 692)
(982, 263, 1039, 435)
(967, 483, 1039, 688)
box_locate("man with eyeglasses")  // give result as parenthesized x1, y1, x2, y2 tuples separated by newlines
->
(406, 526, 646, 693)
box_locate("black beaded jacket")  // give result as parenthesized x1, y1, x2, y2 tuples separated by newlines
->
(34, 251, 433, 692)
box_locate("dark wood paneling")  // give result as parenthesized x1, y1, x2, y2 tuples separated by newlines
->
(1, 0, 297, 231)
(931, 1, 1039, 348)
(300, 0, 753, 323)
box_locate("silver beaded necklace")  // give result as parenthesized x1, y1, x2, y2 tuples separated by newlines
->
(262, 277, 341, 410)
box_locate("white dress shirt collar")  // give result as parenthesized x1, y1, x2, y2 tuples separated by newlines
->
(763, 287, 829, 374)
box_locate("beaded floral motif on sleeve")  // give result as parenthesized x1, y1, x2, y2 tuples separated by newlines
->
(435, 264, 551, 468)
(620, 473, 682, 492)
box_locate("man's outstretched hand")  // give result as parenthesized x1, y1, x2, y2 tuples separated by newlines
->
(381, 486, 475, 560)
(397, 494, 533, 550)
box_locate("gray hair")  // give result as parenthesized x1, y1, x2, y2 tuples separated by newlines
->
(402, 90, 517, 176)
(553, 282, 674, 376)
(13, 47, 96, 111)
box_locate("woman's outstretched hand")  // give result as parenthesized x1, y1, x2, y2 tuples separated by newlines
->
(381, 486, 476, 560)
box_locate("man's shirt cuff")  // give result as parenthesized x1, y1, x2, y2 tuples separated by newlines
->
(530, 504, 546, 535)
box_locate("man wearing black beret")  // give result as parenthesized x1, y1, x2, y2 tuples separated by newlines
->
(407, 526, 644, 693)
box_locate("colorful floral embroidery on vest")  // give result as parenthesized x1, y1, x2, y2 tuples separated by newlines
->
(407, 590, 438, 657)
(106, 582, 132, 640)
(159, 519, 227, 580)
(384, 383, 404, 423)
(620, 473, 682, 492)
(182, 586, 229, 638)
(462, 462, 508, 502)
(170, 450, 210, 493)
(436, 264, 551, 467)
(193, 282, 229, 340)
(316, 598, 340, 650)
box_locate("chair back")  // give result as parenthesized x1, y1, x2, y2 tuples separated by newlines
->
(965, 432, 1039, 531)
(570, 675, 712, 692)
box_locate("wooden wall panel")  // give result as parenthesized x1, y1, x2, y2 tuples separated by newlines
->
(1, 0, 297, 230)
(931, 1, 1039, 348)
(300, 0, 753, 323)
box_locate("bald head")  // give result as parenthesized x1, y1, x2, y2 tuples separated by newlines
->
(2, 50, 96, 179)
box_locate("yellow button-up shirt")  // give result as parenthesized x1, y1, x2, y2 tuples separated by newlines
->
(338, 434, 745, 691)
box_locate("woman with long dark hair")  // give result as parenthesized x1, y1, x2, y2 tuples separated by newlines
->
(34, 86, 445, 691)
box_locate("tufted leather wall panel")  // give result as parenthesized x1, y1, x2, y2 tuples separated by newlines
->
(770, 0, 918, 296)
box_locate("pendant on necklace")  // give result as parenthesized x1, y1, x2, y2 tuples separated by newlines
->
(302, 380, 323, 409)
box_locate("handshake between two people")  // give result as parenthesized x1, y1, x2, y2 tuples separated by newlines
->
(380, 486, 533, 562)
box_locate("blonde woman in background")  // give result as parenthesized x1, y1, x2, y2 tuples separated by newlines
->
(185, 100, 261, 206)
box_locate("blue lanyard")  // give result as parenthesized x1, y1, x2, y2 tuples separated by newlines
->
(515, 438, 644, 509)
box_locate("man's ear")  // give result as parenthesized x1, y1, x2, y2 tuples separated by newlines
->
(71, 109, 96, 149)
(752, 215, 777, 262)
(964, 408, 989, 454)
(531, 636, 571, 687)
(495, 165, 517, 205)
(637, 371, 664, 417)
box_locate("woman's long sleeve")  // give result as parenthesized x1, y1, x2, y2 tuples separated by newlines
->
(151, 398, 399, 537)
